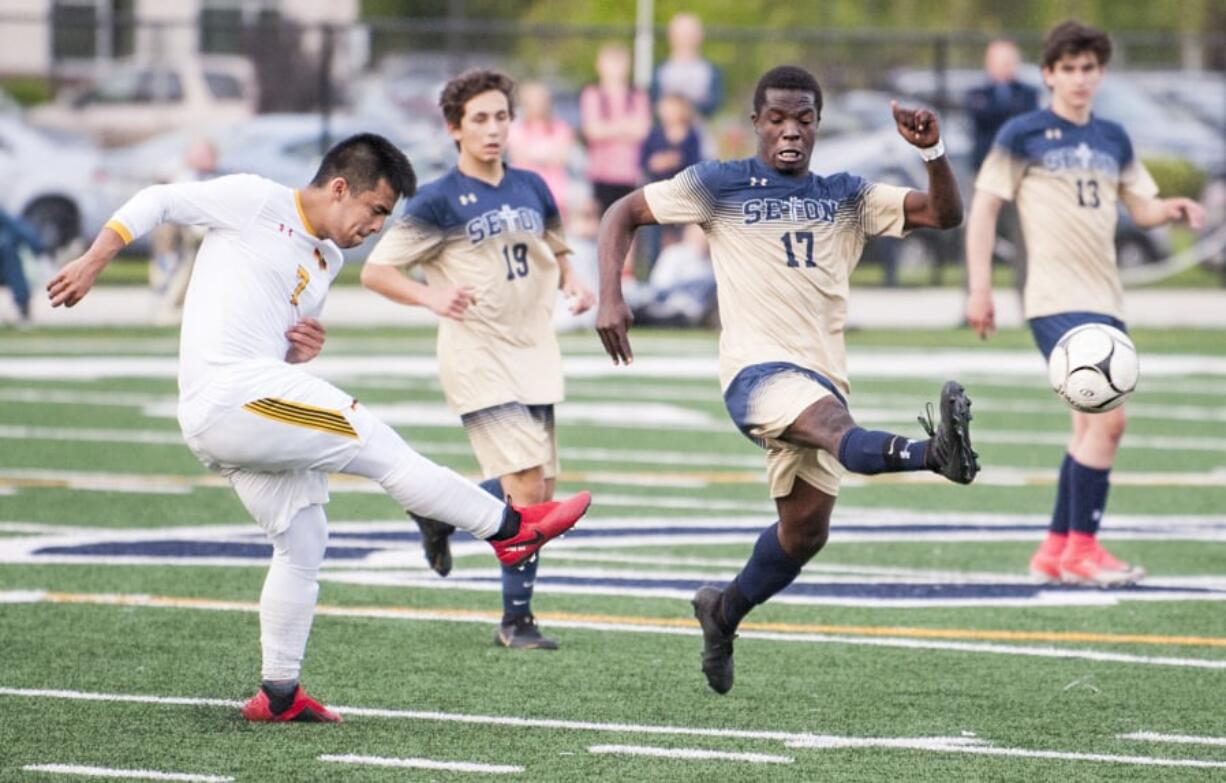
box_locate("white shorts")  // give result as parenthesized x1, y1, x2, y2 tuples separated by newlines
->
(724, 362, 847, 498)
(181, 363, 376, 535)
(461, 403, 558, 480)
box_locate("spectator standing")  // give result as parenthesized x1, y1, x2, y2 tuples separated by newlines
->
(651, 13, 723, 120)
(641, 94, 703, 184)
(0, 208, 44, 326)
(967, 39, 1040, 173)
(580, 43, 651, 216)
(508, 81, 576, 218)
(639, 93, 703, 271)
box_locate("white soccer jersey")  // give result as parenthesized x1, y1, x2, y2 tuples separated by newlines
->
(106, 174, 345, 435)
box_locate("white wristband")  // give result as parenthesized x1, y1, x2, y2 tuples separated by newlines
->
(918, 138, 945, 162)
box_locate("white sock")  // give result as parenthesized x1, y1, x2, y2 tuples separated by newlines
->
(259, 504, 327, 682)
(343, 419, 504, 539)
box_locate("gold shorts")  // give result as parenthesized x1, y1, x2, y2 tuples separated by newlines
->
(461, 402, 559, 480)
(724, 364, 846, 498)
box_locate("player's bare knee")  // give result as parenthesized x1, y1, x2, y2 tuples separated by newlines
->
(784, 397, 854, 453)
(502, 467, 548, 505)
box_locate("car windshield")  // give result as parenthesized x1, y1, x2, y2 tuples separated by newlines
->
(204, 72, 245, 100)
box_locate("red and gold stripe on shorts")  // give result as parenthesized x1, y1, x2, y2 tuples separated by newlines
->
(241, 397, 358, 439)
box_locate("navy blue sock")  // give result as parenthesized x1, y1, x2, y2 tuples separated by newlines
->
(479, 478, 506, 501)
(719, 523, 802, 632)
(502, 553, 540, 619)
(837, 426, 929, 474)
(1049, 454, 1074, 534)
(482, 478, 540, 618)
(1069, 459, 1111, 536)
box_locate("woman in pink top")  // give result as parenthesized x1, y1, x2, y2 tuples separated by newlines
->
(580, 43, 651, 216)
(508, 81, 575, 218)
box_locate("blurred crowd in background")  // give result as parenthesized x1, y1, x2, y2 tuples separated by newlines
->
(2, 2, 1225, 328)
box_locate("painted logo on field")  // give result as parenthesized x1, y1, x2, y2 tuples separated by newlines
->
(6, 519, 1226, 608)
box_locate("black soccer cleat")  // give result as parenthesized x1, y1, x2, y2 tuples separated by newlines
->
(410, 513, 455, 577)
(692, 586, 736, 695)
(919, 380, 980, 485)
(495, 614, 559, 650)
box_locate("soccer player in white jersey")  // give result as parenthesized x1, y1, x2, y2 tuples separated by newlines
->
(596, 66, 977, 694)
(966, 21, 1204, 587)
(362, 71, 596, 650)
(47, 133, 592, 722)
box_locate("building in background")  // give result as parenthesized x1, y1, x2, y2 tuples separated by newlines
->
(0, 0, 359, 79)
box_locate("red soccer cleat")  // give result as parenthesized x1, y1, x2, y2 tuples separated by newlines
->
(490, 491, 591, 567)
(241, 685, 342, 723)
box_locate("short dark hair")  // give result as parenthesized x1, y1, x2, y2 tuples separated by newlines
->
(1042, 20, 1112, 69)
(311, 133, 416, 200)
(439, 69, 516, 129)
(753, 65, 823, 115)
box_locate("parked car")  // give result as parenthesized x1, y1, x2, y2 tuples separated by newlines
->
(97, 113, 447, 256)
(0, 115, 107, 250)
(1128, 70, 1226, 134)
(887, 65, 1225, 176)
(811, 100, 1171, 280)
(29, 56, 256, 147)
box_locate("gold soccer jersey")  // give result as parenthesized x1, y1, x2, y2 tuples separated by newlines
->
(644, 158, 910, 394)
(366, 167, 570, 415)
(105, 174, 345, 436)
(976, 109, 1159, 320)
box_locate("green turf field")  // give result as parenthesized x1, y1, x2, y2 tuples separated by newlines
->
(2, 325, 1225, 782)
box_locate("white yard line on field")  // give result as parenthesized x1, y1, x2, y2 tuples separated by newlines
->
(5, 352, 1226, 380)
(20, 763, 232, 781)
(0, 685, 977, 750)
(4, 687, 1225, 771)
(1119, 732, 1226, 747)
(586, 745, 793, 764)
(6, 421, 1226, 456)
(318, 754, 523, 774)
(5, 591, 1226, 668)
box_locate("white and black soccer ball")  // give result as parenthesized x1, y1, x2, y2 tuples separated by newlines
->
(1047, 323, 1139, 413)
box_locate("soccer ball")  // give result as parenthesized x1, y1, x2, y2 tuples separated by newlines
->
(1047, 324, 1139, 413)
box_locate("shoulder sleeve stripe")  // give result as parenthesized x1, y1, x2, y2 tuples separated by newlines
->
(104, 219, 133, 245)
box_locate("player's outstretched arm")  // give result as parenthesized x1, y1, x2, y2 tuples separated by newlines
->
(891, 101, 963, 231)
(1126, 195, 1206, 231)
(360, 262, 474, 321)
(595, 189, 658, 365)
(46, 226, 127, 308)
(964, 189, 1004, 340)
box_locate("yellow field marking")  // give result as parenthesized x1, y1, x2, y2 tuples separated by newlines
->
(34, 591, 1226, 649)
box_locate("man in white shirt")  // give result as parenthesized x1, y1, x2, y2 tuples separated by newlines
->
(48, 133, 591, 723)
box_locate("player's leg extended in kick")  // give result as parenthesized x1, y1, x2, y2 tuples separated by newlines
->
(692, 379, 978, 694)
(343, 417, 588, 567)
(1042, 406, 1140, 586)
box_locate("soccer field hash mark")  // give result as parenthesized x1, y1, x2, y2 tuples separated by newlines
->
(5, 686, 1226, 771)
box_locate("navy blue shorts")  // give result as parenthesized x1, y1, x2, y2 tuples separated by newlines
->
(723, 361, 846, 445)
(1028, 312, 1127, 360)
